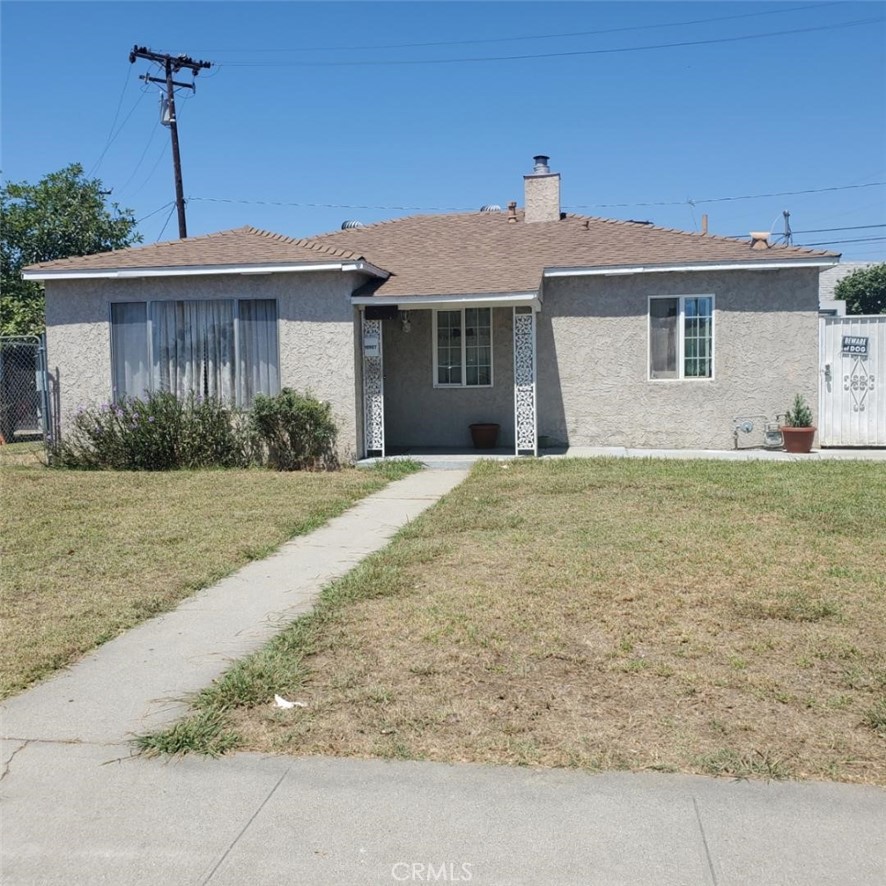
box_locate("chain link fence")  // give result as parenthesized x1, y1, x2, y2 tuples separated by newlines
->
(0, 335, 52, 447)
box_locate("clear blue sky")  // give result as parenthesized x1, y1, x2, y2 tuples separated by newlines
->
(3, 1, 885, 259)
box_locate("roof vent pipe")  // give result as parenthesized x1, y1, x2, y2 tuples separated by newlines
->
(532, 155, 551, 174)
(749, 231, 771, 250)
(507, 201, 518, 223)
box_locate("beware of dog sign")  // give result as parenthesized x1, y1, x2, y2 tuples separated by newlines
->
(842, 336, 868, 356)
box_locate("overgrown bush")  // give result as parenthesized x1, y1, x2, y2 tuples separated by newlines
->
(250, 388, 338, 470)
(51, 392, 254, 470)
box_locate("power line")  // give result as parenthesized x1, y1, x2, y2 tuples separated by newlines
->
(155, 203, 178, 241)
(86, 74, 150, 178)
(128, 141, 170, 199)
(188, 181, 886, 214)
(578, 181, 886, 210)
(798, 236, 886, 246)
(193, 2, 839, 53)
(793, 223, 886, 234)
(115, 120, 163, 197)
(87, 66, 132, 177)
(136, 201, 175, 225)
(724, 223, 886, 238)
(217, 18, 882, 67)
(188, 196, 473, 212)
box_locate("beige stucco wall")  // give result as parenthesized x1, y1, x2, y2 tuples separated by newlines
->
(44, 271, 364, 458)
(381, 307, 515, 449)
(44, 265, 822, 457)
(536, 268, 821, 449)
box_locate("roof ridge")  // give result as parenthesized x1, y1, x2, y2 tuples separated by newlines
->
(309, 211, 487, 242)
(241, 225, 365, 261)
(560, 212, 836, 258)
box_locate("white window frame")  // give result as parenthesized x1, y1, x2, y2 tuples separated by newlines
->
(108, 297, 281, 405)
(432, 307, 494, 388)
(647, 294, 715, 381)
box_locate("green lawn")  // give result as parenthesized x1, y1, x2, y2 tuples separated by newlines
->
(0, 461, 415, 698)
(143, 458, 886, 784)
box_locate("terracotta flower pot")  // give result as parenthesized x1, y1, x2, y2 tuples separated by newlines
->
(780, 426, 816, 454)
(469, 423, 500, 449)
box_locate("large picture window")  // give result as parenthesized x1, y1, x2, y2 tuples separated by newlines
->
(649, 295, 713, 380)
(111, 298, 279, 406)
(434, 307, 492, 387)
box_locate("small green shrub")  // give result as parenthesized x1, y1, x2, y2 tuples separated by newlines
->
(51, 392, 254, 470)
(250, 388, 338, 470)
(784, 394, 814, 428)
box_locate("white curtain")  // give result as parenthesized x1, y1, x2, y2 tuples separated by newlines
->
(110, 302, 150, 400)
(238, 299, 279, 406)
(150, 300, 235, 402)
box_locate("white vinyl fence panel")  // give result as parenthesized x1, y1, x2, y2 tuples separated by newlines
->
(819, 315, 886, 446)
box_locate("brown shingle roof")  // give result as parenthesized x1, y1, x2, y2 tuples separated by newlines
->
(25, 213, 837, 296)
(24, 225, 365, 272)
(310, 211, 838, 297)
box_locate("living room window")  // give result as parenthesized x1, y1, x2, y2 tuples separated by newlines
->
(434, 307, 493, 387)
(110, 298, 279, 406)
(649, 295, 714, 380)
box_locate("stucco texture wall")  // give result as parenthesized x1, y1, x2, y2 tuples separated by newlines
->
(381, 307, 515, 449)
(44, 271, 363, 458)
(536, 268, 821, 450)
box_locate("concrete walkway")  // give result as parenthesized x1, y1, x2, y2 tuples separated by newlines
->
(2, 464, 884, 884)
(1, 468, 466, 744)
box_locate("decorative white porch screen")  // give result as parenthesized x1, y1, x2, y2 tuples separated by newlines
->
(111, 298, 279, 406)
(513, 308, 537, 454)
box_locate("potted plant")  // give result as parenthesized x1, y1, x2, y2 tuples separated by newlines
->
(469, 422, 500, 449)
(780, 394, 816, 453)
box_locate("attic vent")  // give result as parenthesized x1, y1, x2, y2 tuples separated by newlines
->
(749, 231, 771, 250)
(341, 220, 364, 230)
(479, 204, 502, 213)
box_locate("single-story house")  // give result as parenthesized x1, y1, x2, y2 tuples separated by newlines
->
(24, 156, 840, 457)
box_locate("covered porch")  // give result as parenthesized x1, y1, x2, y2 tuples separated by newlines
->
(358, 293, 540, 459)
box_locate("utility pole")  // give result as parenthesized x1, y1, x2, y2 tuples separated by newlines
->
(129, 46, 212, 238)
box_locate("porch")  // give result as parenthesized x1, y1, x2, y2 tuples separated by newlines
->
(359, 297, 539, 459)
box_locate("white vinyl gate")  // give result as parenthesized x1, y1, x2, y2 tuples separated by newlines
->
(819, 315, 886, 447)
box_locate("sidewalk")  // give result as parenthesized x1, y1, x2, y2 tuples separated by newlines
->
(1, 748, 883, 885)
(2, 464, 884, 885)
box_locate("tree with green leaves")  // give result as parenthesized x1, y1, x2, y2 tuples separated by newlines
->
(1, 163, 142, 336)
(834, 262, 886, 315)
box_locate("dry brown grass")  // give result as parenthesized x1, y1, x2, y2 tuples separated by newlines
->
(0, 462, 408, 698)
(197, 458, 885, 783)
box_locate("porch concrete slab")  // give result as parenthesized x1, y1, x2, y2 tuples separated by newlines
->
(2, 749, 882, 886)
(0, 469, 467, 745)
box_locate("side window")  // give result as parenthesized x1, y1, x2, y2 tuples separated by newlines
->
(649, 296, 713, 380)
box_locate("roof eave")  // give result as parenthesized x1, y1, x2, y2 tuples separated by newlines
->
(352, 290, 540, 309)
(23, 259, 389, 282)
(543, 257, 839, 278)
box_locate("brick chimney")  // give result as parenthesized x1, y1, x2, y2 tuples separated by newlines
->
(523, 155, 560, 223)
